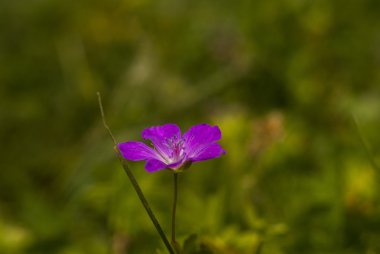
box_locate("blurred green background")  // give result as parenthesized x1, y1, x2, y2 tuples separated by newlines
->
(1, 0, 380, 253)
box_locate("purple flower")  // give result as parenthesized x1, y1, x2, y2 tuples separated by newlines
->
(118, 124, 226, 172)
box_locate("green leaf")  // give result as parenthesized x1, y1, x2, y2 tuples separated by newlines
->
(183, 234, 198, 254)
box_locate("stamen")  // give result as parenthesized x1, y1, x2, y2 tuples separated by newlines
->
(163, 136, 186, 162)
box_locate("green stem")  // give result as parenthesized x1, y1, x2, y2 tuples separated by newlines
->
(171, 173, 178, 245)
(118, 156, 174, 254)
(97, 92, 175, 254)
(171, 173, 182, 253)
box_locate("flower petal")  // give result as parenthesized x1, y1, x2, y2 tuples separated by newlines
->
(118, 141, 161, 161)
(142, 124, 181, 161)
(189, 143, 226, 162)
(145, 159, 168, 172)
(183, 124, 222, 157)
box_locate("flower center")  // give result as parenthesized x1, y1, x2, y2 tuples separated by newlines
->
(165, 136, 186, 163)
